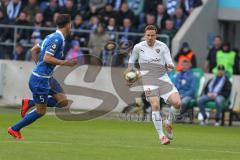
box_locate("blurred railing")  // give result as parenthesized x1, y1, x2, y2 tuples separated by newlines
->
(0, 24, 170, 55)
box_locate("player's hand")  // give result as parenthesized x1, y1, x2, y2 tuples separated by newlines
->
(124, 67, 140, 87)
(167, 64, 175, 69)
(63, 59, 78, 66)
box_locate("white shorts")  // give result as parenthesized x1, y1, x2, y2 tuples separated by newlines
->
(143, 74, 178, 102)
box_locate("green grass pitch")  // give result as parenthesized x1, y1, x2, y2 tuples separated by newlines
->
(1, 109, 240, 160)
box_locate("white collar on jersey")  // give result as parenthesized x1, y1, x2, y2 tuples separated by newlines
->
(56, 30, 65, 41)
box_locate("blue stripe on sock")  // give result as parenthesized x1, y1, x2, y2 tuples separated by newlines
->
(12, 109, 42, 131)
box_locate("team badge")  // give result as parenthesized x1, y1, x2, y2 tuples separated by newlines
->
(156, 48, 160, 53)
(49, 43, 57, 53)
(51, 44, 57, 49)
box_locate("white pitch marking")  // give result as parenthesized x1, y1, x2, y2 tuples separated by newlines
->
(2, 140, 72, 145)
(2, 141, 240, 155)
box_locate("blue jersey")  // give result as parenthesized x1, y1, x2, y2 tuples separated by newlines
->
(32, 30, 65, 77)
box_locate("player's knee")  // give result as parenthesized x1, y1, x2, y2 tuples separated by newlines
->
(150, 101, 160, 111)
(58, 99, 68, 108)
(173, 99, 181, 109)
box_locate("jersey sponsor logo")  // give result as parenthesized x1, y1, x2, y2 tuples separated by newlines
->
(143, 58, 161, 63)
(148, 58, 161, 63)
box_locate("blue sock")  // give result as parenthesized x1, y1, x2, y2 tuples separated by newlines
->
(12, 109, 42, 131)
(47, 97, 58, 107)
(28, 100, 35, 108)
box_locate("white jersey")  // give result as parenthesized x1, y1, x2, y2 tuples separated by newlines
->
(128, 40, 178, 102)
(128, 40, 174, 68)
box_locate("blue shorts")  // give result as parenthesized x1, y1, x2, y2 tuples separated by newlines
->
(49, 77, 63, 95)
(29, 74, 50, 104)
(29, 74, 63, 104)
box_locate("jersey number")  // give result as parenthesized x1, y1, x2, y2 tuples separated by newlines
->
(39, 96, 45, 103)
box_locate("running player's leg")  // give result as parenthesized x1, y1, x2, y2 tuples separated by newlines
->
(148, 96, 170, 145)
(158, 74, 181, 121)
(8, 95, 47, 140)
(8, 75, 49, 139)
(52, 92, 69, 108)
(20, 98, 35, 118)
(20, 96, 65, 117)
(21, 97, 62, 117)
(48, 77, 68, 108)
(162, 92, 181, 140)
(20, 94, 66, 114)
(21, 78, 67, 117)
(158, 80, 180, 139)
(167, 92, 182, 120)
(38, 93, 68, 108)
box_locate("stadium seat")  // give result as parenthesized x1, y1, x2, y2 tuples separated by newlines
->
(188, 70, 236, 126)
(204, 91, 236, 126)
(170, 68, 236, 126)
(204, 74, 235, 126)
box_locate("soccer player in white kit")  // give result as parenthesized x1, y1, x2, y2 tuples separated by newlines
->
(128, 25, 181, 145)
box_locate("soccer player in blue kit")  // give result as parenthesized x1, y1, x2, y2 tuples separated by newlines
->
(8, 14, 77, 140)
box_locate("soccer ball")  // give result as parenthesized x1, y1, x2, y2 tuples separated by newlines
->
(126, 71, 136, 79)
(124, 68, 140, 83)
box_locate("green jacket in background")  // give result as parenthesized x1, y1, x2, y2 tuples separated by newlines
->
(213, 50, 236, 76)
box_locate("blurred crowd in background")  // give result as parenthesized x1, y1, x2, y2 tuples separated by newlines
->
(0, 0, 202, 66)
(0, 0, 239, 83)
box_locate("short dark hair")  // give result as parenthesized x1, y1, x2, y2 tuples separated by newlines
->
(56, 14, 71, 28)
(144, 25, 157, 33)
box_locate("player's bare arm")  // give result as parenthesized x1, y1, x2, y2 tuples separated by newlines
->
(43, 53, 77, 66)
(31, 44, 41, 64)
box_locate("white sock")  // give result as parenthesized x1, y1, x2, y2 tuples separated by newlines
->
(167, 106, 180, 122)
(152, 111, 165, 137)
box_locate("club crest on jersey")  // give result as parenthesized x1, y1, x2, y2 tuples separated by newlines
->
(51, 44, 57, 50)
(155, 49, 160, 53)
